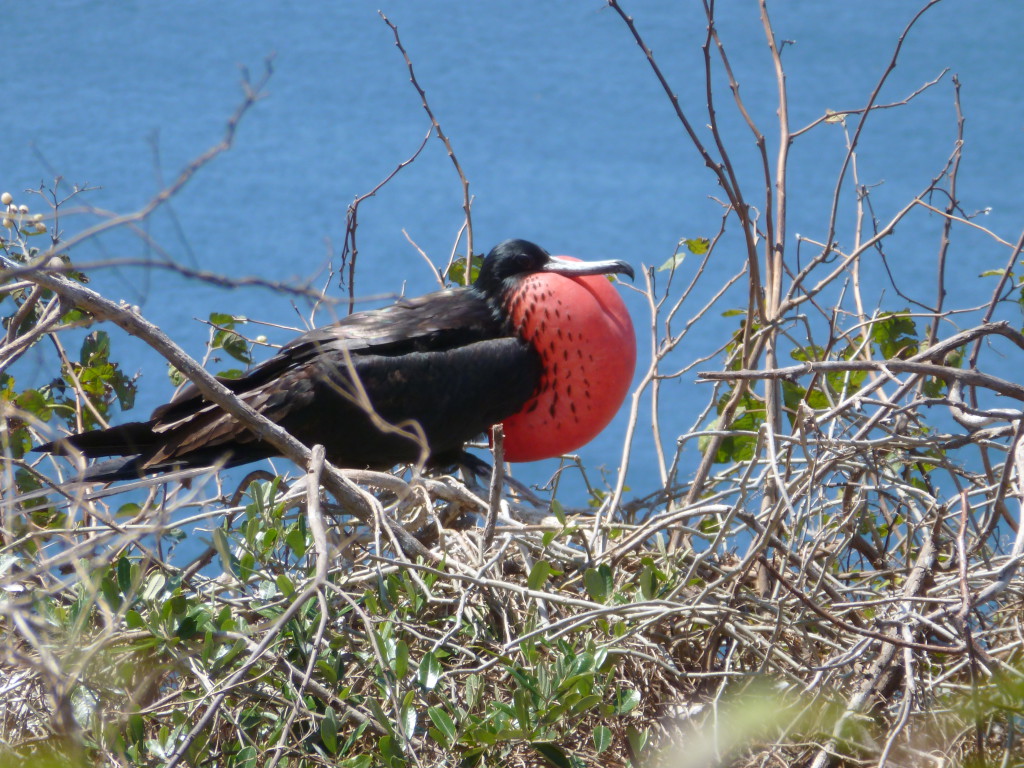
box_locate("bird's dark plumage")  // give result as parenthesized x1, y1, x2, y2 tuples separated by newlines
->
(36, 240, 634, 482)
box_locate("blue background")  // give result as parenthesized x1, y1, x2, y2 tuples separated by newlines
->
(4, 1, 1022, 501)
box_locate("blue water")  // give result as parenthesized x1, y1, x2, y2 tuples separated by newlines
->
(4, 1, 1023, 502)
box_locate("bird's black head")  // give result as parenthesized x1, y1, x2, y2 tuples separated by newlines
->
(474, 239, 552, 296)
(474, 239, 634, 300)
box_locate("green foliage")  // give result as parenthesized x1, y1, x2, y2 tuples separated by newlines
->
(209, 311, 253, 366)
(700, 390, 765, 463)
(446, 253, 483, 286)
(0, 465, 675, 767)
(64, 330, 137, 428)
(658, 237, 710, 272)
(869, 310, 918, 359)
(583, 564, 614, 603)
(703, 310, 948, 463)
(1, 194, 136, 495)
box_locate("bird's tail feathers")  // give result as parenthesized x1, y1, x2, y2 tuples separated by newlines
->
(34, 421, 156, 458)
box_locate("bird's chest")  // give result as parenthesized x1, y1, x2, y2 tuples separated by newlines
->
(500, 272, 634, 461)
(507, 278, 592, 413)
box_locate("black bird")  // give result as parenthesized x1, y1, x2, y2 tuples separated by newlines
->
(36, 239, 636, 482)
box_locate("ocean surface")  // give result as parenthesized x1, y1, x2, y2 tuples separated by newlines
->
(4, 1, 1023, 504)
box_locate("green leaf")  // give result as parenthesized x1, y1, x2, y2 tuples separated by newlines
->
(703, 392, 765, 463)
(117, 502, 141, 518)
(466, 673, 483, 710)
(658, 253, 685, 272)
(176, 615, 199, 640)
(213, 328, 252, 364)
(418, 650, 442, 691)
(922, 376, 947, 398)
(128, 712, 145, 744)
(401, 696, 417, 739)
(583, 564, 613, 603)
(339, 756, 372, 768)
(446, 253, 484, 285)
(377, 734, 402, 763)
(685, 237, 710, 255)
(209, 312, 241, 327)
(320, 706, 339, 754)
(550, 498, 566, 525)
(639, 563, 657, 600)
(427, 706, 457, 747)
(16, 387, 52, 420)
(275, 574, 294, 597)
(80, 330, 110, 366)
(626, 727, 648, 761)
(789, 344, 826, 363)
(62, 307, 88, 323)
(530, 742, 573, 768)
(593, 725, 612, 755)
(870, 311, 918, 359)
(781, 380, 829, 420)
(698, 516, 721, 534)
(111, 372, 136, 410)
(233, 746, 257, 768)
(614, 687, 641, 715)
(394, 640, 410, 678)
(583, 568, 607, 602)
(141, 572, 166, 601)
(117, 556, 135, 597)
(570, 694, 603, 716)
(513, 688, 533, 730)
(528, 560, 553, 591)
(212, 528, 235, 575)
(659, 238, 710, 272)
(167, 364, 186, 387)
(100, 574, 121, 610)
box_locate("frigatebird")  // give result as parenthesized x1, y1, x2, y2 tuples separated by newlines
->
(36, 239, 636, 482)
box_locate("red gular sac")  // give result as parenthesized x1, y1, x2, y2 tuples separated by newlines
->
(501, 256, 636, 462)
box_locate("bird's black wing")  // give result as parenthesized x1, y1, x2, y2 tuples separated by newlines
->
(38, 285, 531, 475)
(150, 287, 502, 423)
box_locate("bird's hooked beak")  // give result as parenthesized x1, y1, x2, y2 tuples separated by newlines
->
(544, 256, 635, 281)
